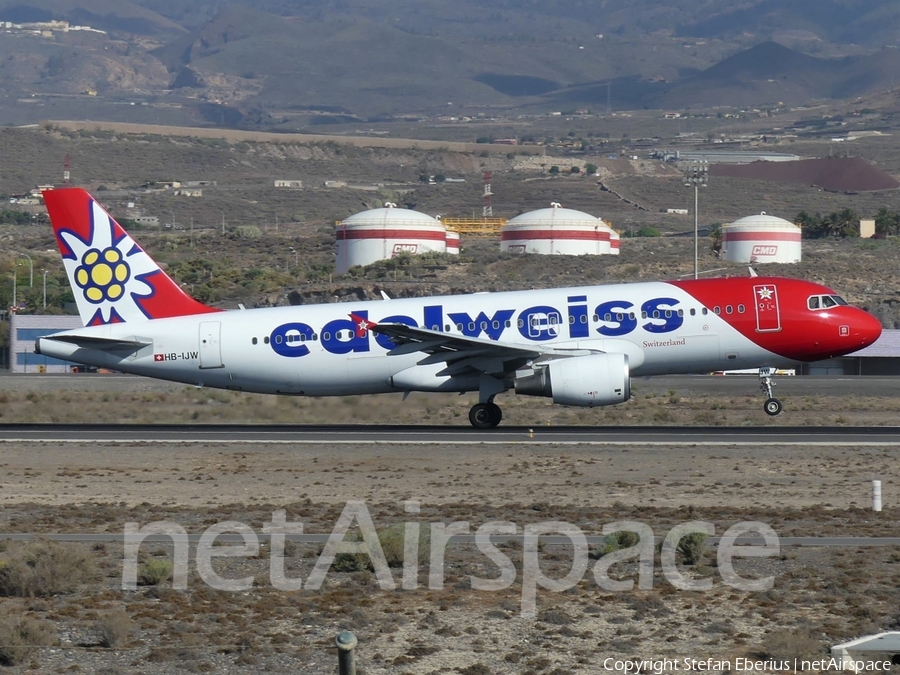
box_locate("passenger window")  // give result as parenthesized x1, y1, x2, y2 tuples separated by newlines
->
(615, 313, 623, 321)
(664, 310, 672, 318)
(517, 319, 524, 328)
(492, 321, 500, 329)
(592, 314, 599, 322)
(568, 315, 575, 325)
(604, 313, 612, 322)
(456, 323, 463, 331)
(480, 321, 488, 330)
(580, 315, 587, 324)
(714, 307, 721, 315)
(652, 310, 660, 319)
(264, 336, 270, 344)
(677, 309, 684, 317)
(275, 335, 283, 344)
(505, 320, 511, 328)
(252, 337, 258, 345)
(322, 332, 331, 341)
(726, 305, 733, 314)
(702, 308, 708, 315)
(738, 304, 745, 313)
(468, 322, 476, 331)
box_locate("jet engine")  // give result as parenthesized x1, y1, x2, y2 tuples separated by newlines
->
(514, 353, 630, 407)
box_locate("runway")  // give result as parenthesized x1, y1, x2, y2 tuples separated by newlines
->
(2, 423, 900, 445)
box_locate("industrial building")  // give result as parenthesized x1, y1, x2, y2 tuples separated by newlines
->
(335, 204, 448, 273)
(500, 204, 614, 256)
(721, 213, 801, 264)
(9, 313, 82, 373)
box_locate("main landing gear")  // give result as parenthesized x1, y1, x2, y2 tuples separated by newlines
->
(469, 400, 502, 429)
(759, 367, 783, 416)
(469, 374, 506, 429)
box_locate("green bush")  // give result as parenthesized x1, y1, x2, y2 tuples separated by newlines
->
(676, 532, 708, 565)
(334, 524, 432, 572)
(593, 530, 640, 558)
(138, 559, 174, 586)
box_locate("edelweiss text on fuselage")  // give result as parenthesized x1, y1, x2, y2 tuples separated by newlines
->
(270, 296, 685, 358)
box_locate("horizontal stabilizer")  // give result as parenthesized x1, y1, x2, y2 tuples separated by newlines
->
(38, 335, 150, 351)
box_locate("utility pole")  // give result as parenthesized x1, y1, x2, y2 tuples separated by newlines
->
(22, 253, 33, 287)
(683, 161, 708, 279)
(41, 269, 48, 309)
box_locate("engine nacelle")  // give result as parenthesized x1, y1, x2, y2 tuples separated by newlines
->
(514, 353, 630, 407)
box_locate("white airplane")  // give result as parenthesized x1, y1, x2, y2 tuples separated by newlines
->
(36, 188, 882, 428)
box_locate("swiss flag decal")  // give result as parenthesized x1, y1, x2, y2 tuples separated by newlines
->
(753, 284, 781, 332)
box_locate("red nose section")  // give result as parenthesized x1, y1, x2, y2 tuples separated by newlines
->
(854, 310, 883, 349)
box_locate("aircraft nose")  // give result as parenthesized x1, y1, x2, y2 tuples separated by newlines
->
(856, 311, 883, 346)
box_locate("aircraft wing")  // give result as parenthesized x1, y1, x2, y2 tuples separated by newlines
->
(353, 314, 594, 378)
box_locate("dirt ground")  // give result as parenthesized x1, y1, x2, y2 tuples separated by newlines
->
(0, 375, 898, 673)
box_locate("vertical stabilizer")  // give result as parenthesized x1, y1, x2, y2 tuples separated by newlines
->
(43, 188, 219, 326)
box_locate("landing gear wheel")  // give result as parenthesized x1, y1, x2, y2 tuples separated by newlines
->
(764, 398, 783, 416)
(469, 402, 502, 429)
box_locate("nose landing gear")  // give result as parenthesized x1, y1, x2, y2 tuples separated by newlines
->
(759, 367, 783, 416)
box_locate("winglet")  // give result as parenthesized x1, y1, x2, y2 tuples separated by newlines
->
(350, 313, 376, 337)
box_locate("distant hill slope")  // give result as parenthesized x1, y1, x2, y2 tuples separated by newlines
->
(134, 0, 900, 49)
(0, 0, 185, 38)
(651, 42, 900, 109)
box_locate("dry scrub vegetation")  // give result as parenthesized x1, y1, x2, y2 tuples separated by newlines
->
(2, 381, 900, 427)
(0, 509, 897, 673)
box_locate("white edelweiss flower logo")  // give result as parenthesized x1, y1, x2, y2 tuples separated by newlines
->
(59, 201, 161, 324)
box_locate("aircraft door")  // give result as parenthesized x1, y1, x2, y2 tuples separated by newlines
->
(753, 283, 781, 332)
(199, 321, 224, 369)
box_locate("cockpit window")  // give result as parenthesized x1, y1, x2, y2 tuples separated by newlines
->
(809, 294, 847, 310)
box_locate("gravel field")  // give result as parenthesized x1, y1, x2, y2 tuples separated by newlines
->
(0, 374, 898, 673)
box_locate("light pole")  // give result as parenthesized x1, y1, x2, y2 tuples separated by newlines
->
(11, 266, 16, 309)
(684, 161, 708, 279)
(21, 253, 33, 287)
(41, 269, 48, 309)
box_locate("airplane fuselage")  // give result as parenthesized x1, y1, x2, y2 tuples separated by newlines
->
(37, 277, 879, 397)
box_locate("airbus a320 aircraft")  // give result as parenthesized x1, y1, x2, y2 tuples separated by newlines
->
(36, 188, 881, 428)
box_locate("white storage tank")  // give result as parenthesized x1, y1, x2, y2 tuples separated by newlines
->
(445, 229, 460, 255)
(721, 212, 801, 264)
(610, 230, 620, 255)
(336, 203, 447, 273)
(500, 203, 613, 255)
